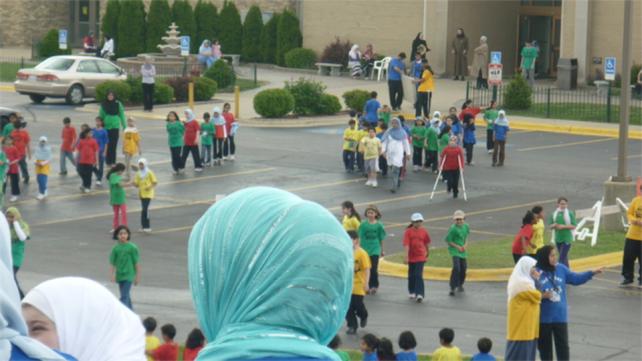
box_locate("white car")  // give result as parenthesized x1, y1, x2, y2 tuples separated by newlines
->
(14, 55, 127, 105)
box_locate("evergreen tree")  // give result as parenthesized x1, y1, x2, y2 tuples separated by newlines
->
(276, 10, 302, 66)
(116, 0, 146, 57)
(242, 5, 263, 62)
(172, 0, 196, 54)
(218, 1, 243, 54)
(260, 13, 279, 64)
(101, 0, 120, 44)
(146, 0, 171, 53)
(194, 0, 218, 53)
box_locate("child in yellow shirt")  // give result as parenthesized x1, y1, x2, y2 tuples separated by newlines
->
(122, 117, 141, 181)
(34, 136, 52, 200)
(143, 317, 160, 361)
(432, 328, 462, 361)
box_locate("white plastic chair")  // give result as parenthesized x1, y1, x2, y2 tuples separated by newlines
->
(616, 197, 630, 231)
(371, 56, 391, 81)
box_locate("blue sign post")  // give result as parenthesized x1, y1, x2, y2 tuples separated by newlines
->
(604, 57, 616, 81)
(491, 51, 502, 65)
(180, 36, 190, 56)
(58, 29, 68, 50)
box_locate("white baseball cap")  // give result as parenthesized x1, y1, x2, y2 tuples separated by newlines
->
(411, 213, 424, 222)
(453, 210, 466, 220)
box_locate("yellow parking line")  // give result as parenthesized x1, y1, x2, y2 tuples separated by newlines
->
(610, 154, 642, 160)
(0, 84, 15, 92)
(518, 138, 613, 152)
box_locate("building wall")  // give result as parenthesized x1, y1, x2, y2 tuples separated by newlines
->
(0, 0, 70, 48)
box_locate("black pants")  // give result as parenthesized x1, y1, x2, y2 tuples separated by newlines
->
(443, 169, 460, 197)
(408, 262, 425, 297)
(415, 91, 431, 117)
(18, 157, 29, 182)
(622, 238, 642, 282)
(449, 256, 467, 290)
(214, 138, 225, 160)
(486, 129, 494, 151)
(78, 163, 93, 189)
(513, 253, 523, 264)
(378, 155, 387, 176)
(142, 83, 154, 111)
(369, 255, 379, 289)
(106, 128, 119, 165)
(141, 198, 151, 229)
(14, 266, 24, 299)
(223, 136, 235, 156)
(425, 150, 438, 171)
(170, 146, 183, 172)
(493, 140, 506, 166)
(464, 142, 474, 164)
(181, 145, 202, 168)
(388, 80, 403, 110)
(476, 70, 488, 89)
(345, 294, 368, 330)
(412, 146, 423, 167)
(6, 173, 20, 195)
(342, 150, 355, 171)
(538, 323, 569, 361)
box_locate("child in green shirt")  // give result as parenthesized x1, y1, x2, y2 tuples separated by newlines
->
(411, 118, 426, 172)
(110, 225, 139, 310)
(548, 197, 577, 268)
(107, 163, 129, 233)
(358, 205, 386, 294)
(200, 112, 215, 167)
(328, 335, 350, 361)
(425, 117, 440, 173)
(446, 210, 469, 296)
(483, 100, 498, 154)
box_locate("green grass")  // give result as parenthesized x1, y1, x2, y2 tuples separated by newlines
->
(345, 350, 473, 360)
(509, 103, 642, 125)
(385, 231, 625, 269)
(219, 78, 266, 93)
(0, 63, 21, 82)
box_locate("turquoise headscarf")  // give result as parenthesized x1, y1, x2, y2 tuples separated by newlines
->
(188, 187, 353, 360)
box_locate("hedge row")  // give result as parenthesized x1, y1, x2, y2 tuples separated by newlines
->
(254, 78, 341, 118)
(95, 76, 218, 106)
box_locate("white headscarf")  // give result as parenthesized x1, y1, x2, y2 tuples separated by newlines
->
(184, 108, 196, 123)
(22, 277, 145, 361)
(348, 44, 360, 60)
(137, 158, 148, 179)
(507, 256, 537, 301)
(211, 107, 225, 126)
(495, 110, 509, 126)
(431, 111, 442, 129)
(0, 213, 65, 361)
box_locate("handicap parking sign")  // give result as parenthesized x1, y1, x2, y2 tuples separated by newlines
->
(604, 57, 616, 81)
(180, 36, 190, 56)
(491, 51, 501, 65)
(58, 29, 68, 50)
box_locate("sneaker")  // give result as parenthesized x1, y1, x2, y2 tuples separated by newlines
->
(43, 190, 48, 197)
(143, 228, 152, 233)
(488, 149, 493, 154)
(96, 180, 102, 186)
(346, 327, 357, 335)
(172, 170, 179, 175)
(408, 293, 416, 299)
(230, 155, 235, 161)
(359, 316, 368, 328)
(79, 186, 86, 192)
(59, 171, 67, 176)
(195, 168, 203, 172)
(365, 180, 372, 186)
(36, 193, 44, 200)
(620, 279, 634, 287)
(82, 188, 90, 194)
(390, 189, 396, 193)
(416, 295, 424, 303)
(449, 290, 455, 296)
(457, 286, 465, 293)
(23, 177, 29, 184)
(371, 181, 378, 188)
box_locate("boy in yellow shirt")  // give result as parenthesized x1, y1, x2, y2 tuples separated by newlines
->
(432, 328, 462, 361)
(528, 205, 546, 256)
(122, 117, 141, 181)
(360, 128, 382, 188)
(346, 230, 370, 335)
(621, 184, 642, 286)
(342, 119, 358, 173)
(143, 317, 160, 361)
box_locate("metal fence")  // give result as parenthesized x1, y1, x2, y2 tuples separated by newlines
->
(466, 81, 642, 123)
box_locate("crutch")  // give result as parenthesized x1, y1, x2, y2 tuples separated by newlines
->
(430, 154, 447, 200)
(457, 155, 468, 201)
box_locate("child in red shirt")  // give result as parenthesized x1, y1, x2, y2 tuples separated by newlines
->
(183, 328, 205, 361)
(150, 324, 179, 361)
(512, 211, 536, 264)
(76, 128, 99, 193)
(222, 102, 237, 160)
(10, 124, 31, 184)
(3, 137, 21, 202)
(180, 109, 203, 172)
(60, 117, 77, 175)
(403, 213, 432, 302)
(440, 136, 465, 199)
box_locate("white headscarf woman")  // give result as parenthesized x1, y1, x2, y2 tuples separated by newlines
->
(507, 256, 538, 301)
(505, 256, 541, 361)
(348, 44, 362, 78)
(22, 277, 145, 361)
(0, 213, 65, 361)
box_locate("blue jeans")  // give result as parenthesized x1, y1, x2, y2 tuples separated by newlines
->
(198, 55, 215, 68)
(342, 150, 355, 171)
(37, 174, 47, 194)
(391, 165, 402, 190)
(408, 262, 425, 297)
(557, 243, 571, 268)
(201, 144, 212, 164)
(60, 150, 75, 173)
(118, 281, 133, 310)
(449, 256, 467, 290)
(93, 153, 105, 181)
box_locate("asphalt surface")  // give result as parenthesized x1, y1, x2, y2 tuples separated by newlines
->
(2, 91, 641, 359)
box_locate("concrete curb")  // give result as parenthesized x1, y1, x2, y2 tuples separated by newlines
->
(379, 251, 623, 282)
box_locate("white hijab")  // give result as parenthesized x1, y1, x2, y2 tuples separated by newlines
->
(184, 108, 196, 123)
(22, 277, 145, 361)
(495, 110, 509, 126)
(348, 44, 360, 60)
(0, 214, 64, 361)
(507, 256, 537, 301)
(137, 158, 149, 179)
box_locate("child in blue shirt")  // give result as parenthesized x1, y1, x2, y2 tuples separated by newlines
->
(92, 117, 109, 186)
(462, 113, 476, 165)
(396, 331, 418, 361)
(492, 110, 510, 167)
(364, 91, 381, 127)
(361, 333, 379, 361)
(471, 337, 496, 361)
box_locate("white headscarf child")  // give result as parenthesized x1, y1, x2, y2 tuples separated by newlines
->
(507, 256, 537, 301)
(349, 45, 360, 61)
(184, 108, 196, 123)
(137, 157, 149, 179)
(495, 110, 509, 127)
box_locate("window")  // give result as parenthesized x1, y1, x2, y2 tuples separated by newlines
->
(97, 60, 120, 74)
(36, 57, 75, 71)
(77, 60, 100, 73)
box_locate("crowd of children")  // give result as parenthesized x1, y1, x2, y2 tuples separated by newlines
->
(143, 317, 205, 361)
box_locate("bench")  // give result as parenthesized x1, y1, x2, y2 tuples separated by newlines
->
(222, 54, 240, 67)
(315, 62, 342, 77)
(594, 80, 609, 97)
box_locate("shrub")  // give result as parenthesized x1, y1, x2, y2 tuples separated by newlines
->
(260, 13, 280, 64)
(101, 0, 120, 44)
(204, 60, 236, 89)
(116, 0, 146, 57)
(276, 10, 302, 66)
(154, 82, 174, 104)
(342, 89, 371, 112)
(96, 80, 132, 103)
(284, 48, 317, 69)
(164, 77, 190, 102)
(321, 37, 351, 67)
(172, 0, 196, 53)
(285, 78, 326, 116)
(631, 63, 641, 86)
(242, 5, 263, 62)
(194, 0, 218, 53)
(503, 74, 532, 110)
(194, 77, 217, 101)
(127, 76, 144, 104)
(146, 0, 172, 53)
(218, 2, 243, 55)
(37, 29, 72, 59)
(254, 89, 294, 118)
(318, 94, 342, 115)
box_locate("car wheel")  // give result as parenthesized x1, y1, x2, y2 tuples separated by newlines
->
(66, 84, 84, 105)
(29, 94, 46, 104)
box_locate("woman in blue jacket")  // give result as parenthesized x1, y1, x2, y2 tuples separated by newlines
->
(535, 245, 602, 361)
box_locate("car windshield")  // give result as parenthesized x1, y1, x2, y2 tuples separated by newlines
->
(36, 58, 75, 71)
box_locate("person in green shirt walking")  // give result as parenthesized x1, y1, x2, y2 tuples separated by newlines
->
(411, 117, 426, 172)
(200, 112, 215, 167)
(99, 90, 127, 167)
(446, 210, 469, 296)
(165, 111, 185, 175)
(107, 163, 129, 233)
(424, 113, 440, 173)
(110, 225, 139, 310)
(483, 100, 499, 154)
(520, 41, 538, 87)
(358, 205, 386, 294)
(548, 197, 577, 268)
(0, 112, 17, 142)
(6, 207, 29, 299)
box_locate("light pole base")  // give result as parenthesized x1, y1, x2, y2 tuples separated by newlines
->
(603, 179, 636, 231)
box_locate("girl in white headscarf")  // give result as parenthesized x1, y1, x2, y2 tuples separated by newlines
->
(132, 158, 157, 233)
(348, 44, 362, 78)
(22, 277, 146, 361)
(211, 107, 227, 166)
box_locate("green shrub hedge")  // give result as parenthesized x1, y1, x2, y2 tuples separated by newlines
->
(276, 10, 302, 66)
(284, 48, 317, 69)
(285, 78, 326, 116)
(37, 29, 72, 59)
(154, 82, 174, 104)
(193, 76, 217, 100)
(164, 77, 190, 102)
(504, 74, 532, 110)
(204, 60, 236, 89)
(96, 80, 132, 103)
(318, 94, 342, 115)
(342, 89, 370, 111)
(253, 89, 294, 118)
